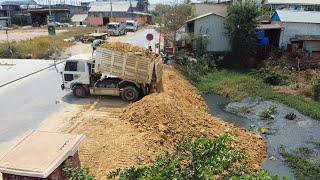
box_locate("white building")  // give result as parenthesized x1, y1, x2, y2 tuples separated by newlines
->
(271, 10, 320, 52)
(185, 11, 230, 53)
(264, 0, 320, 11)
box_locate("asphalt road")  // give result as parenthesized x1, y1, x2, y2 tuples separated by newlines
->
(0, 28, 157, 144)
(0, 64, 68, 143)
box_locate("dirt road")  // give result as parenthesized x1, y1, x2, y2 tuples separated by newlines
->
(0, 28, 67, 42)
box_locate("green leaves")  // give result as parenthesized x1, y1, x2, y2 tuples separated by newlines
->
(107, 135, 276, 179)
(63, 161, 96, 180)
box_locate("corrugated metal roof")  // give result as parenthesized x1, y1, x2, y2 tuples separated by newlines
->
(275, 10, 320, 24)
(264, 0, 320, 5)
(1, 0, 37, 6)
(186, 11, 226, 23)
(71, 14, 87, 22)
(89, 1, 137, 12)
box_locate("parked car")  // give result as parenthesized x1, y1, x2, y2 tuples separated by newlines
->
(125, 20, 138, 32)
(107, 22, 126, 36)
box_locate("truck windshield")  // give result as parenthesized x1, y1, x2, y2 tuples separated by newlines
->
(65, 61, 77, 71)
(65, 61, 85, 72)
(126, 22, 134, 26)
(108, 24, 118, 30)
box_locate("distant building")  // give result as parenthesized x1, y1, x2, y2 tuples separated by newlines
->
(271, 10, 320, 51)
(29, 8, 70, 26)
(191, 2, 229, 16)
(71, 14, 87, 26)
(185, 10, 230, 53)
(1, 0, 38, 25)
(263, 0, 320, 11)
(87, 0, 150, 26)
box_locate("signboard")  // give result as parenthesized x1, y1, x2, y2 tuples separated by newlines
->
(48, 25, 56, 36)
(146, 33, 154, 41)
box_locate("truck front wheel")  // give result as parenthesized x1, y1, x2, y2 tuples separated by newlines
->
(73, 86, 86, 98)
(121, 86, 139, 102)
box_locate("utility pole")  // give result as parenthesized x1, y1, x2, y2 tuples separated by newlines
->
(110, 0, 113, 19)
(48, 0, 57, 69)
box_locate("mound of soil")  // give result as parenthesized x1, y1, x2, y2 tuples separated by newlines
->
(120, 67, 267, 172)
(100, 42, 158, 60)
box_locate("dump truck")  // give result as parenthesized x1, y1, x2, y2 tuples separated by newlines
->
(61, 47, 163, 102)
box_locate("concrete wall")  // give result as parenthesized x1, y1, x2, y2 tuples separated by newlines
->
(304, 41, 320, 52)
(194, 14, 231, 52)
(88, 16, 146, 26)
(278, 22, 320, 49)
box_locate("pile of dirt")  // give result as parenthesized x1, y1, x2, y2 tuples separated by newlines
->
(120, 67, 267, 172)
(100, 42, 158, 60)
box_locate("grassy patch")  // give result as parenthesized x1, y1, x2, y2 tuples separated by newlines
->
(280, 146, 320, 179)
(108, 135, 277, 179)
(0, 28, 95, 59)
(195, 70, 320, 120)
(259, 105, 277, 120)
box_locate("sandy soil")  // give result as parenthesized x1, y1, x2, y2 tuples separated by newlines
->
(0, 28, 67, 42)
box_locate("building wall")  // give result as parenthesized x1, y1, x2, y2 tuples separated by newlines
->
(304, 41, 320, 52)
(88, 16, 103, 26)
(192, 3, 228, 16)
(278, 22, 320, 49)
(194, 14, 231, 52)
(88, 15, 147, 26)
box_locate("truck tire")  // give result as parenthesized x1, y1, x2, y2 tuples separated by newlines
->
(121, 86, 139, 102)
(73, 86, 86, 98)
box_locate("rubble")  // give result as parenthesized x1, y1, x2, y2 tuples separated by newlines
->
(120, 67, 267, 173)
(100, 42, 158, 60)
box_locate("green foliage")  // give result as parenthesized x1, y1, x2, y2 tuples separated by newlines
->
(249, 68, 287, 86)
(231, 170, 280, 180)
(178, 54, 217, 85)
(189, 34, 209, 57)
(225, 0, 262, 65)
(280, 146, 320, 179)
(239, 107, 251, 115)
(195, 70, 320, 120)
(259, 105, 277, 120)
(63, 162, 95, 180)
(311, 77, 320, 101)
(108, 135, 258, 179)
(153, 3, 193, 56)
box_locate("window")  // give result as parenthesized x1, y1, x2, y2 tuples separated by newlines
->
(65, 61, 78, 71)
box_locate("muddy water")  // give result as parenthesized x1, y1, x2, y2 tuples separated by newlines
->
(203, 94, 320, 179)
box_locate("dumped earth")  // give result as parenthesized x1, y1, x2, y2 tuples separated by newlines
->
(100, 42, 158, 60)
(66, 42, 267, 178)
(70, 67, 267, 179)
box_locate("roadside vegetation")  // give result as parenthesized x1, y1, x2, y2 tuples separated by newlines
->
(108, 135, 277, 179)
(0, 27, 95, 59)
(280, 146, 320, 179)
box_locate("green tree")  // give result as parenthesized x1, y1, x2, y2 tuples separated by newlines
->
(225, 0, 262, 66)
(153, 3, 193, 58)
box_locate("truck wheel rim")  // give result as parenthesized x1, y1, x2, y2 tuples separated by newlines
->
(125, 91, 134, 100)
(75, 88, 83, 96)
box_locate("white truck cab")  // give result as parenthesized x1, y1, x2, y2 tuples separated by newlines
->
(125, 20, 138, 32)
(107, 22, 126, 36)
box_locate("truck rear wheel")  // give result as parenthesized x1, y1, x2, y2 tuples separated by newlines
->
(121, 86, 139, 102)
(73, 86, 86, 98)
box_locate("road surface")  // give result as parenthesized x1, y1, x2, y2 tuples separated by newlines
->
(0, 28, 156, 149)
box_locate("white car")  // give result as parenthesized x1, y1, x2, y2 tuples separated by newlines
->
(125, 20, 138, 32)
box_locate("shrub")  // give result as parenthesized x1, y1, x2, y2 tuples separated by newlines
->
(108, 135, 278, 179)
(249, 68, 287, 86)
(259, 105, 277, 120)
(63, 162, 96, 180)
(311, 78, 320, 101)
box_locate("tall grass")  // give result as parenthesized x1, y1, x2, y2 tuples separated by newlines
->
(196, 70, 320, 120)
(0, 28, 95, 59)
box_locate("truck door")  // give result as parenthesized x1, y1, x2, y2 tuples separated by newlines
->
(63, 60, 90, 89)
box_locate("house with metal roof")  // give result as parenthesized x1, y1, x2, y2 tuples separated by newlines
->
(185, 9, 230, 53)
(264, 0, 320, 11)
(87, 0, 150, 26)
(271, 10, 320, 51)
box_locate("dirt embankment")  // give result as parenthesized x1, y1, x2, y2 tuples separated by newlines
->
(71, 67, 267, 179)
(120, 67, 267, 172)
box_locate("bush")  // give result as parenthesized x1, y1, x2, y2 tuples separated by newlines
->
(259, 105, 277, 120)
(249, 68, 287, 86)
(311, 78, 320, 101)
(63, 163, 96, 180)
